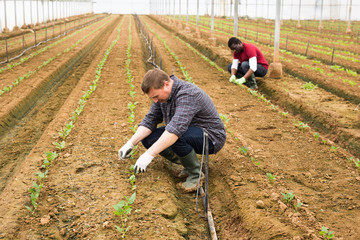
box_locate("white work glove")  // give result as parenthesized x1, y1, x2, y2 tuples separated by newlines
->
(229, 75, 236, 83)
(235, 77, 246, 85)
(134, 151, 154, 173)
(118, 140, 134, 160)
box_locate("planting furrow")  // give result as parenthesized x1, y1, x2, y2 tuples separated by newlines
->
(0, 16, 121, 195)
(0, 15, 125, 238)
(0, 16, 114, 96)
(183, 16, 360, 73)
(0, 15, 108, 75)
(143, 16, 360, 239)
(141, 16, 250, 238)
(0, 14, 99, 62)
(0, 16, 118, 136)
(190, 16, 360, 56)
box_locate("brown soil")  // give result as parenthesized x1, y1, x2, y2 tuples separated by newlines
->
(0, 14, 101, 63)
(165, 16, 360, 156)
(0, 14, 359, 240)
(186, 16, 360, 72)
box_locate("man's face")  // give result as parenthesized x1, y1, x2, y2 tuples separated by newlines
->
(230, 42, 243, 53)
(147, 81, 172, 103)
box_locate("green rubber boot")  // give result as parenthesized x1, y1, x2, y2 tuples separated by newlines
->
(245, 73, 258, 89)
(161, 148, 189, 179)
(177, 149, 203, 193)
(159, 148, 180, 164)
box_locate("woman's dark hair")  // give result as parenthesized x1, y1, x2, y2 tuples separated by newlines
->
(228, 37, 242, 48)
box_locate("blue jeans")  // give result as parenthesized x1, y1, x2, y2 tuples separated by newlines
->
(141, 126, 215, 157)
(227, 61, 268, 78)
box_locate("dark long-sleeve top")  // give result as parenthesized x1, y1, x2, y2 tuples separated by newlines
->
(139, 75, 226, 153)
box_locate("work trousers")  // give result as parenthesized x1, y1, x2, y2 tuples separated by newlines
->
(227, 61, 268, 78)
(141, 126, 215, 157)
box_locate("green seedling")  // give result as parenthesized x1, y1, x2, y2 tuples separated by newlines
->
(281, 191, 295, 204)
(219, 114, 229, 126)
(128, 113, 135, 123)
(75, 105, 84, 115)
(26, 181, 43, 213)
(331, 65, 344, 72)
(322, 139, 327, 144)
(353, 158, 360, 170)
(127, 102, 137, 112)
(295, 121, 309, 131)
(319, 226, 334, 239)
(53, 141, 65, 151)
(346, 69, 357, 77)
(348, 80, 357, 86)
(266, 173, 276, 184)
(349, 156, 354, 163)
(45, 151, 58, 163)
(281, 112, 288, 118)
(294, 202, 302, 212)
(129, 124, 138, 133)
(301, 82, 318, 90)
(113, 192, 136, 239)
(314, 132, 320, 140)
(129, 174, 136, 191)
(330, 146, 338, 152)
(129, 91, 136, 98)
(58, 127, 71, 140)
(238, 146, 248, 156)
(270, 104, 279, 112)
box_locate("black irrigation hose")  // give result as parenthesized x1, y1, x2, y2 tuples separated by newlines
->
(134, 14, 161, 69)
(196, 129, 209, 219)
(0, 15, 106, 65)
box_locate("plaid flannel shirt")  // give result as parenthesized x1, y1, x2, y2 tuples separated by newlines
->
(139, 75, 226, 153)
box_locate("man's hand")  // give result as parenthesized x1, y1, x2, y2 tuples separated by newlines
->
(134, 151, 154, 173)
(118, 140, 134, 160)
(229, 75, 236, 83)
(235, 77, 246, 85)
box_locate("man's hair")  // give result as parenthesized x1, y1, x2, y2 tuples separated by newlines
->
(141, 68, 170, 94)
(228, 37, 242, 48)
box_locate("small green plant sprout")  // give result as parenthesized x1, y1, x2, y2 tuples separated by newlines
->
(219, 114, 230, 126)
(53, 141, 65, 151)
(113, 192, 136, 239)
(270, 104, 279, 112)
(129, 124, 138, 134)
(353, 158, 360, 170)
(281, 191, 295, 204)
(295, 121, 309, 132)
(129, 90, 136, 98)
(314, 132, 320, 140)
(330, 145, 338, 152)
(266, 173, 276, 184)
(294, 202, 302, 213)
(238, 146, 248, 156)
(281, 112, 288, 118)
(26, 181, 43, 213)
(349, 156, 354, 163)
(301, 81, 318, 91)
(45, 151, 58, 164)
(129, 174, 136, 190)
(322, 139, 327, 145)
(319, 226, 334, 239)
